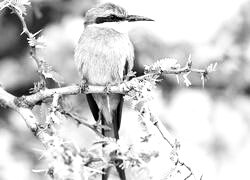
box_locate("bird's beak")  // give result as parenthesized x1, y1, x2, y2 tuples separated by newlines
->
(126, 15, 154, 22)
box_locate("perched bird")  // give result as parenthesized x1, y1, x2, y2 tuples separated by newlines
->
(74, 3, 153, 180)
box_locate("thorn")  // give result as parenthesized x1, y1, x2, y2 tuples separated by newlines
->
(20, 29, 25, 35)
(176, 75, 180, 84)
(33, 29, 43, 37)
(187, 54, 192, 68)
(200, 174, 203, 180)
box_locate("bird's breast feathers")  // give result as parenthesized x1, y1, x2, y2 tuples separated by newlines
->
(74, 27, 134, 85)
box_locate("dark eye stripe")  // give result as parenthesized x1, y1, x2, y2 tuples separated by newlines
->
(95, 14, 125, 24)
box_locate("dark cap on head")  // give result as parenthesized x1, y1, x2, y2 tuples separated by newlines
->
(84, 3, 153, 26)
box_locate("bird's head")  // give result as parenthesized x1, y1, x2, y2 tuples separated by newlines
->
(84, 3, 153, 32)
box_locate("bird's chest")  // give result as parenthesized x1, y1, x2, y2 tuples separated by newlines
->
(75, 28, 134, 85)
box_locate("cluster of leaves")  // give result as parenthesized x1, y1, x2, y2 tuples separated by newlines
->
(0, 0, 30, 16)
(145, 56, 217, 87)
(32, 100, 160, 180)
(123, 73, 158, 110)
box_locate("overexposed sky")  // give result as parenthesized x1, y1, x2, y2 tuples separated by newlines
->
(101, 0, 247, 44)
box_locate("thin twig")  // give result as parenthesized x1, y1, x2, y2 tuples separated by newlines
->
(11, 5, 46, 86)
(177, 159, 195, 180)
(60, 109, 104, 137)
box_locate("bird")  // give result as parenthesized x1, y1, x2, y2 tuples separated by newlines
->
(74, 3, 153, 180)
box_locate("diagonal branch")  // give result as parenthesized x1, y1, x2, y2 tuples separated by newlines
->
(0, 87, 49, 144)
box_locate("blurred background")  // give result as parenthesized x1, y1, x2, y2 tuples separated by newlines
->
(1, 0, 250, 179)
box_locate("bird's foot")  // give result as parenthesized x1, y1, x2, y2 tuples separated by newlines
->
(104, 83, 112, 94)
(124, 71, 136, 81)
(79, 79, 88, 93)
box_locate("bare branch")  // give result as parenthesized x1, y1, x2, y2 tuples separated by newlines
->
(145, 58, 207, 78)
(15, 83, 126, 107)
(150, 112, 175, 148)
(11, 57, 215, 107)
(60, 109, 104, 137)
(10, 5, 46, 85)
(0, 87, 49, 144)
(23, 53, 218, 109)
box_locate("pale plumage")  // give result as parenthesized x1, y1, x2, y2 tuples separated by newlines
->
(74, 26, 134, 126)
(75, 27, 134, 86)
(74, 3, 153, 180)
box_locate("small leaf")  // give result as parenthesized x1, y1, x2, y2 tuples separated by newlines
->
(126, 71, 136, 78)
(146, 58, 180, 73)
(207, 62, 217, 73)
(28, 35, 46, 49)
(40, 61, 64, 84)
(5, 0, 31, 16)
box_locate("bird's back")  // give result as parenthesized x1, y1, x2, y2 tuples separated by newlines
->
(74, 26, 134, 85)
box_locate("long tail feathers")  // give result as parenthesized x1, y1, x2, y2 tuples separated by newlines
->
(107, 95, 111, 113)
(86, 94, 126, 180)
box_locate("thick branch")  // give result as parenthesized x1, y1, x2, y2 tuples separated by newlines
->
(0, 87, 49, 144)
(20, 83, 127, 106)
(14, 60, 210, 107)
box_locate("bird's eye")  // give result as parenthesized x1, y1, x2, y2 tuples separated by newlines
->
(95, 14, 125, 24)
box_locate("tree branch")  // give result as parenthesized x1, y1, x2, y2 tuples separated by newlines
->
(0, 87, 49, 144)
(12, 57, 213, 108)
(9, 4, 47, 86)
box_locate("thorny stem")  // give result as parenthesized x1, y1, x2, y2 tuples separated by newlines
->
(146, 65, 207, 76)
(14, 8, 31, 37)
(177, 159, 195, 180)
(12, 6, 46, 87)
(50, 94, 104, 136)
(147, 109, 175, 147)
(146, 105, 197, 179)
(154, 122, 174, 148)
(61, 109, 104, 137)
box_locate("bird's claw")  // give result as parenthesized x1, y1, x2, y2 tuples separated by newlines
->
(124, 71, 136, 81)
(104, 83, 112, 94)
(79, 79, 88, 93)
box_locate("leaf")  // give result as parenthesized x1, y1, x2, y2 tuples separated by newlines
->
(1, 0, 31, 16)
(146, 58, 180, 73)
(40, 61, 65, 84)
(0, 1, 10, 11)
(28, 35, 46, 49)
(126, 70, 136, 78)
(207, 62, 218, 73)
